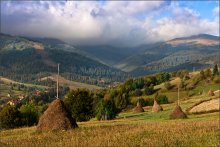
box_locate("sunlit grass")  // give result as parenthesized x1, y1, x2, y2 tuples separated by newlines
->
(0, 114, 219, 147)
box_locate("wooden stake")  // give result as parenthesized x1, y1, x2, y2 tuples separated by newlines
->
(178, 84, 180, 105)
(57, 63, 59, 99)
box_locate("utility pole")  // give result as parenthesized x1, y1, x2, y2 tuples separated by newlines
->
(57, 63, 59, 99)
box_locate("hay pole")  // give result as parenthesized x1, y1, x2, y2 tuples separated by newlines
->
(56, 63, 59, 99)
(178, 84, 180, 105)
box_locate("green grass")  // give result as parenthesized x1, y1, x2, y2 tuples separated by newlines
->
(193, 83, 219, 95)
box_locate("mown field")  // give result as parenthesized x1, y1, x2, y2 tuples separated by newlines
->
(0, 95, 219, 147)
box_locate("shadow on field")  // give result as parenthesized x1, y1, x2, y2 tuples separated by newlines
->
(118, 113, 146, 119)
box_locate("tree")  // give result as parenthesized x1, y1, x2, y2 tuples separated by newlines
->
(64, 89, 94, 122)
(19, 102, 39, 126)
(144, 84, 154, 95)
(114, 93, 129, 110)
(157, 95, 169, 104)
(0, 105, 21, 129)
(204, 69, 211, 77)
(200, 70, 205, 79)
(137, 98, 146, 107)
(95, 99, 118, 120)
(213, 64, 219, 75)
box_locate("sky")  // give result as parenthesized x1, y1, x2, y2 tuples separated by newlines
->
(1, 0, 219, 47)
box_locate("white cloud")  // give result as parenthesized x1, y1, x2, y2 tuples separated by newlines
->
(151, 2, 219, 41)
(1, 1, 219, 47)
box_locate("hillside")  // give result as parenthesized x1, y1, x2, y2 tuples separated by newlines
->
(116, 34, 219, 75)
(0, 34, 129, 86)
(1, 33, 219, 83)
(40, 74, 101, 90)
(76, 45, 137, 67)
(0, 66, 219, 146)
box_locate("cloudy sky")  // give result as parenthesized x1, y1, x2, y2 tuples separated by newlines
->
(1, 0, 219, 47)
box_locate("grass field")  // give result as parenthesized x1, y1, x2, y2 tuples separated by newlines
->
(41, 74, 101, 90)
(0, 95, 219, 147)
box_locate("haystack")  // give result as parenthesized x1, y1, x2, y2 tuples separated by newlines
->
(208, 90, 214, 96)
(152, 99, 163, 112)
(37, 99, 78, 131)
(133, 101, 144, 113)
(169, 104, 187, 119)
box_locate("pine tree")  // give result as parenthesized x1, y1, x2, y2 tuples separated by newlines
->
(213, 64, 219, 75)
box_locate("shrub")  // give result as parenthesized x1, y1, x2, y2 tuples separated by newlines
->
(213, 76, 220, 84)
(129, 89, 142, 97)
(145, 98, 154, 106)
(0, 105, 21, 129)
(137, 98, 146, 107)
(157, 95, 169, 104)
(64, 89, 94, 122)
(144, 85, 154, 95)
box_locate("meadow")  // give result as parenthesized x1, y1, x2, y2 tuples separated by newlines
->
(0, 96, 219, 147)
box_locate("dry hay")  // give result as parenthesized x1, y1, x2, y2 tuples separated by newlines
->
(214, 90, 220, 97)
(133, 101, 144, 113)
(188, 98, 219, 114)
(152, 100, 163, 112)
(37, 99, 78, 131)
(170, 105, 187, 119)
(208, 90, 214, 96)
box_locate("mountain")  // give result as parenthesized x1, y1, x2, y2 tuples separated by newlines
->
(116, 34, 219, 75)
(76, 45, 138, 67)
(0, 34, 129, 86)
(1, 33, 219, 82)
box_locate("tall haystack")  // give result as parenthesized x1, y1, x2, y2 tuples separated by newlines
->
(208, 90, 214, 96)
(169, 104, 187, 119)
(37, 99, 78, 131)
(133, 101, 144, 113)
(152, 93, 163, 112)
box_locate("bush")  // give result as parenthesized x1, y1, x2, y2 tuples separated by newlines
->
(0, 105, 21, 129)
(19, 102, 39, 126)
(129, 89, 142, 97)
(157, 95, 169, 104)
(137, 98, 146, 107)
(144, 85, 154, 95)
(145, 98, 154, 106)
(213, 76, 220, 84)
(64, 89, 94, 122)
(95, 99, 118, 120)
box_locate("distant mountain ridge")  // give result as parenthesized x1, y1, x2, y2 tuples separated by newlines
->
(0, 33, 219, 82)
(115, 34, 219, 75)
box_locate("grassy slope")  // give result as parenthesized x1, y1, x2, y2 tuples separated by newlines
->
(0, 76, 46, 89)
(0, 94, 219, 147)
(41, 74, 101, 90)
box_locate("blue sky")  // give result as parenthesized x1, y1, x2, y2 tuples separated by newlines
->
(178, 1, 219, 20)
(1, 1, 219, 47)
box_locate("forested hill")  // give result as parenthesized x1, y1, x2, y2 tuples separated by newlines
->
(116, 34, 220, 75)
(0, 34, 129, 86)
